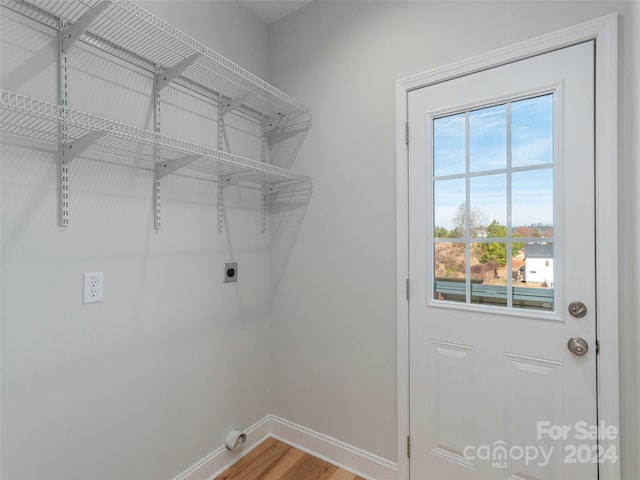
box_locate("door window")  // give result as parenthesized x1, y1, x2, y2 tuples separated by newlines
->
(432, 94, 555, 311)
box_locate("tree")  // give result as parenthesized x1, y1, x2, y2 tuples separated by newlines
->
(452, 203, 486, 237)
(480, 220, 524, 278)
(435, 226, 452, 238)
(514, 225, 543, 238)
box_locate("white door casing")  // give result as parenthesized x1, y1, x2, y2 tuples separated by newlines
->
(395, 13, 619, 480)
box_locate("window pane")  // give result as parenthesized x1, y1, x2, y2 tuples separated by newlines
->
(470, 104, 506, 172)
(434, 242, 466, 303)
(470, 241, 508, 307)
(513, 242, 554, 311)
(512, 169, 553, 231)
(512, 95, 553, 168)
(434, 113, 465, 177)
(470, 174, 506, 235)
(434, 178, 465, 238)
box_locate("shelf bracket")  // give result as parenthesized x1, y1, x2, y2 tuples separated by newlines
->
(266, 126, 310, 146)
(156, 154, 202, 179)
(262, 113, 292, 134)
(218, 172, 263, 233)
(157, 53, 203, 92)
(264, 115, 311, 135)
(219, 172, 258, 189)
(264, 180, 304, 195)
(220, 90, 258, 117)
(61, 1, 110, 52)
(63, 130, 108, 163)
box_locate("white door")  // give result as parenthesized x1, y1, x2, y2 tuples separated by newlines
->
(409, 42, 602, 480)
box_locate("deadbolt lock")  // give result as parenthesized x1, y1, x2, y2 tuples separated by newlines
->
(568, 301, 587, 318)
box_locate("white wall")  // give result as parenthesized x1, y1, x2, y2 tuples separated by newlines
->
(1, 2, 272, 479)
(138, 0, 269, 80)
(268, 2, 639, 476)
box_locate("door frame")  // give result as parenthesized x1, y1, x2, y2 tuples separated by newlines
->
(395, 13, 619, 480)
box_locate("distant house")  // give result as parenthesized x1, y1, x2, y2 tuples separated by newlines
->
(524, 243, 554, 286)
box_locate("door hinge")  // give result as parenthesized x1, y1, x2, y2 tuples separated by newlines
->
(596, 340, 600, 355)
(406, 278, 410, 301)
(407, 435, 411, 458)
(405, 123, 409, 145)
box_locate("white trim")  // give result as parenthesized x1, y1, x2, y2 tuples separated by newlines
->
(270, 415, 398, 480)
(171, 415, 399, 480)
(395, 73, 411, 480)
(395, 13, 619, 480)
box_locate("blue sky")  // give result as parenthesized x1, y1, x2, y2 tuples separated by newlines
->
(433, 94, 554, 231)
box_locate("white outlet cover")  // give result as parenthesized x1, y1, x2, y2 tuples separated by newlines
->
(83, 272, 103, 304)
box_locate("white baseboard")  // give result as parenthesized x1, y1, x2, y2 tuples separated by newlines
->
(171, 416, 271, 480)
(171, 415, 398, 480)
(269, 415, 398, 480)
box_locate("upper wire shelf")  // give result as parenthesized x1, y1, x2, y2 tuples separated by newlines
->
(2, 0, 311, 123)
(0, 89, 312, 186)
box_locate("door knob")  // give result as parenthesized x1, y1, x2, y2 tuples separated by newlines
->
(567, 337, 589, 356)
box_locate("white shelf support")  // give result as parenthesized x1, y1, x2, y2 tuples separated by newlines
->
(156, 154, 203, 179)
(217, 177, 224, 232)
(154, 172, 161, 229)
(61, 1, 110, 52)
(157, 53, 203, 92)
(217, 92, 225, 151)
(261, 185, 268, 234)
(63, 130, 108, 163)
(154, 68, 162, 229)
(57, 20, 70, 227)
(219, 90, 258, 117)
(261, 114, 267, 163)
(58, 146, 70, 227)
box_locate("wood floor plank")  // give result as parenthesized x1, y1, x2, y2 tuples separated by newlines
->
(278, 454, 336, 480)
(215, 439, 365, 480)
(215, 438, 290, 480)
(259, 446, 306, 480)
(326, 469, 360, 480)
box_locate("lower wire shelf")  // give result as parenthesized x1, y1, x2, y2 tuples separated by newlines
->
(0, 89, 312, 230)
(0, 89, 312, 186)
(0, 90, 312, 233)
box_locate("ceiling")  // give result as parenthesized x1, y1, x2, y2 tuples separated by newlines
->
(239, 0, 314, 24)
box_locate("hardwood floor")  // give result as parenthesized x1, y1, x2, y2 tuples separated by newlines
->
(215, 437, 365, 480)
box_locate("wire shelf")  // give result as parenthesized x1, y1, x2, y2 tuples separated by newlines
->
(3, 0, 311, 121)
(0, 90, 312, 186)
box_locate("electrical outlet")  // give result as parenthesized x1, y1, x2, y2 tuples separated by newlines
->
(224, 263, 237, 283)
(83, 272, 103, 304)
